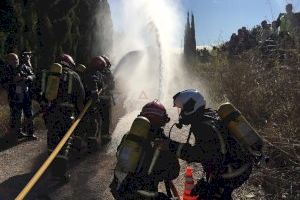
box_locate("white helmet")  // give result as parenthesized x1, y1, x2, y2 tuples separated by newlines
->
(173, 89, 206, 116)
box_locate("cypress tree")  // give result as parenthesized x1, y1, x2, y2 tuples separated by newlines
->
(191, 13, 196, 55)
(183, 11, 197, 58)
(184, 12, 191, 56)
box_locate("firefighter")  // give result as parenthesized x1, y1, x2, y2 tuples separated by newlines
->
(19, 50, 36, 138)
(3, 53, 36, 141)
(82, 55, 114, 150)
(110, 100, 180, 200)
(99, 55, 115, 141)
(159, 89, 253, 200)
(79, 56, 107, 151)
(43, 54, 85, 181)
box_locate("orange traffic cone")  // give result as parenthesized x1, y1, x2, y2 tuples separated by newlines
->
(182, 166, 198, 200)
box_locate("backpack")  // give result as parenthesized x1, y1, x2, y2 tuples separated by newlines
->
(114, 116, 151, 189)
(217, 103, 263, 159)
(42, 63, 74, 102)
(202, 105, 263, 179)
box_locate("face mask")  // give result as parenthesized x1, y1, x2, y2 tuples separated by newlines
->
(175, 118, 183, 129)
(176, 111, 192, 129)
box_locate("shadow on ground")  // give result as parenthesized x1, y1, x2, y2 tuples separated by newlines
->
(0, 136, 35, 152)
(0, 141, 113, 200)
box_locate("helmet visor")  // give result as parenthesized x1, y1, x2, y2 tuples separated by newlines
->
(173, 92, 183, 108)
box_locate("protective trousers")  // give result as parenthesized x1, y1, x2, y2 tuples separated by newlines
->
(9, 99, 33, 137)
(46, 106, 74, 177)
(99, 97, 111, 136)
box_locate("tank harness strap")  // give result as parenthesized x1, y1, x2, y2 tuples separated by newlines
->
(114, 170, 128, 190)
(125, 134, 146, 145)
(67, 72, 73, 95)
(176, 128, 193, 157)
(47, 72, 61, 76)
(41, 70, 47, 95)
(203, 121, 227, 155)
(176, 143, 185, 157)
(57, 102, 75, 108)
(222, 111, 240, 126)
(203, 120, 249, 179)
(222, 163, 251, 179)
(136, 190, 158, 198)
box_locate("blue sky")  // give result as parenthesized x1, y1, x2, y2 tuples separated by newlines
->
(108, 0, 300, 46)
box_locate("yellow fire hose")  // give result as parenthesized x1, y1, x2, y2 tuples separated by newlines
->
(15, 99, 92, 200)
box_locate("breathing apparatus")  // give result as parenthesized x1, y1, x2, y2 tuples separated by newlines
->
(168, 117, 192, 144)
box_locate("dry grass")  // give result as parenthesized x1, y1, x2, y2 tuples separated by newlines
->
(0, 105, 9, 137)
(187, 47, 300, 198)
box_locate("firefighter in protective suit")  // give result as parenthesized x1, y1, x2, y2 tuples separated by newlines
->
(110, 101, 180, 200)
(2, 53, 36, 141)
(43, 54, 85, 181)
(81, 56, 106, 151)
(98, 55, 115, 141)
(159, 89, 254, 200)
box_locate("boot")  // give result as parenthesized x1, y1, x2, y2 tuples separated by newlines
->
(71, 136, 82, 158)
(50, 137, 73, 182)
(51, 155, 70, 183)
(25, 119, 37, 140)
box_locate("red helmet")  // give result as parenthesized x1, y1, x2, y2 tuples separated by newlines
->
(89, 56, 107, 71)
(101, 55, 111, 68)
(58, 54, 75, 69)
(140, 100, 170, 127)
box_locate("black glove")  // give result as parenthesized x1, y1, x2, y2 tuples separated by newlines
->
(190, 178, 210, 197)
(191, 178, 222, 199)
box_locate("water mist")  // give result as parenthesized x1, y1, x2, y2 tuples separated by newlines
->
(106, 0, 184, 151)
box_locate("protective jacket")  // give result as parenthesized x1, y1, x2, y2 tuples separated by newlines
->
(45, 67, 85, 151)
(168, 109, 252, 199)
(83, 70, 104, 100)
(100, 68, 115, 96)
(50, 67, 85, 113)
(2, 63, 35, 104)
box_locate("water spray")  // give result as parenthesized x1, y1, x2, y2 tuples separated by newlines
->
(147, 20, 165, 100)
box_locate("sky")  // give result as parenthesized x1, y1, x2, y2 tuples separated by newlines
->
(108, 0, 300, 46)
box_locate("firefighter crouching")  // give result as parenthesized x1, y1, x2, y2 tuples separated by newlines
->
(42, 54, 85, 181)
(110, 100, 180, 200)
(157, 89, 263, 200)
